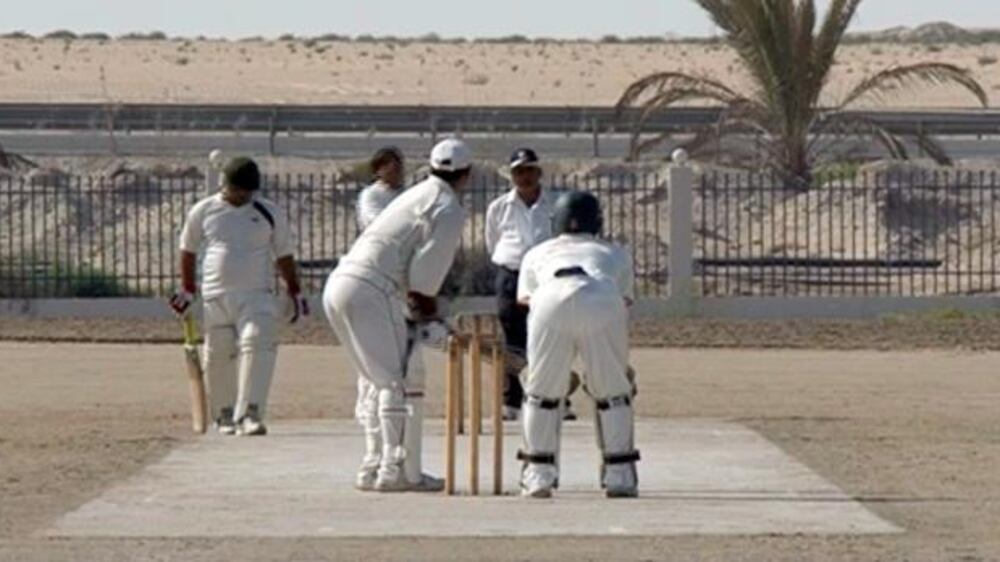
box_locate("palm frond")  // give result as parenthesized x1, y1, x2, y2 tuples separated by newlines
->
(912, 132, 953, 166)
(615, 72, 740, 113)
(811, 112, 910, 162)
(840, 62, 989, 109)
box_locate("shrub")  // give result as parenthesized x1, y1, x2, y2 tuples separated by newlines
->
(119, 31, 168, 41)
(80, 32, 111, 41)
(2, 31, 34, 40)
(0, 261, 135, 298)
(978, 55, 998, 66)
(44, 30, 77, 40)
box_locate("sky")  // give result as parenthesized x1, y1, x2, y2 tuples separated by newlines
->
(3, 0, 999, 40)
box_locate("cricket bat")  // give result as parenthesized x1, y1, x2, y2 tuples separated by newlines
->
(181, 313, 208, 434)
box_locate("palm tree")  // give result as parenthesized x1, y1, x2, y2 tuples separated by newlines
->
(616, 0, 988, 185)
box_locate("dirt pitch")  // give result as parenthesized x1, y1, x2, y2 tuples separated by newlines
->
(1, 317, 999, 561)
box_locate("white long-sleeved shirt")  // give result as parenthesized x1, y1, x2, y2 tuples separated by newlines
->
(484, 188, 554, 270)
(179, 194, 294, 299)
(517, 234, 635, 304)
(356, 180, 403, 231)
(339, 175, 466, 296)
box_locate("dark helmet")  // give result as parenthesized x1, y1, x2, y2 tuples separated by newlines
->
(223, 157, 261, 191)
(553, 191, 602, 236)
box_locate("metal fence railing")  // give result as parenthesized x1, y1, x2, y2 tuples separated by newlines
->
(697, 170, 1000, 297)
(0, 172, 669, 299)
(5, 168, 999, 300)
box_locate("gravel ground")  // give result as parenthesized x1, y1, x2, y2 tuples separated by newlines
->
(5, 310, 1000, 350)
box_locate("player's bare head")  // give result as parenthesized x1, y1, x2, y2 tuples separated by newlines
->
(509, 148, 542, 190)
(370, 146, 405, 188)
(221, 157, 260, 206)
(429, 139, 473, 190)
(553, 191, 603, 236)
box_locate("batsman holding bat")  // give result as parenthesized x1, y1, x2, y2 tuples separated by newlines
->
(170, 157, 307, 437)
(322, 139, 470, 492)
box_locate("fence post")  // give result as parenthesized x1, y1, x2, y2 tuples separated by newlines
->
(669, 165, 695, 315)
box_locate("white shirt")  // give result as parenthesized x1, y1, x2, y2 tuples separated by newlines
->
(339, 175, 467, 296)
(484, 188, 554, 270)
(180, 193, 294, 299)
(357, 180, 403, 231)
(517, 234, 635, 303)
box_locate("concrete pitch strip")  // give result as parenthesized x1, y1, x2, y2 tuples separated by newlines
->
(48, 420, 899, 538)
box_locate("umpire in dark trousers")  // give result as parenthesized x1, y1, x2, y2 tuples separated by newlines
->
(485, 148, 576, 421)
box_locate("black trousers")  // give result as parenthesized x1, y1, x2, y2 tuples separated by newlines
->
(495, 266, 527, 409)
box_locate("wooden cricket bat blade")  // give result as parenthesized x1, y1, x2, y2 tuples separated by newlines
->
(182, 315, 209, 434)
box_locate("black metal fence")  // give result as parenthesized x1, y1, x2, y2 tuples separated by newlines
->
(697, 170, 1000, 297)
(6, 168, 999, 300)
(0, 173, 669, 299)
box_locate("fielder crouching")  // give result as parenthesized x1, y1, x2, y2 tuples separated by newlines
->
(170, 157, 308, 437)
(323, 139, 471, 492)
(516, 191, 639, 499)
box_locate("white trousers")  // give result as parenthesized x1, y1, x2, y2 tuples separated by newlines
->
(521, 277, 634, 491)
(202, 291, 279, 422)
(323, 271, 426, 481)
(524, 277, 631, 401)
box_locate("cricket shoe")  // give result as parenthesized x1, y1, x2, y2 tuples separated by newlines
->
(520, 468, 557, 499)
(355, 469, 378, 492)
(237, 404, 267, 436)
(604, 465, 639, 499)
(215, 407, 237, 436)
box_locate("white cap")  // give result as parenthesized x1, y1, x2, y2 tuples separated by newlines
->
(671, 148, 690, 165)
(429, 139, 473, 172)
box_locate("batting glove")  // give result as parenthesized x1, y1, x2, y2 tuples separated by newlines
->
(414, 319, 452, 349)
(169, 291, 195, 316)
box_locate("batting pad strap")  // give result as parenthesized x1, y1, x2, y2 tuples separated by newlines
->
(524, 395, 561, 410)
(517, 450, 557, 465)
(595, 395, 632, 411)
(603, 451, 641, 465)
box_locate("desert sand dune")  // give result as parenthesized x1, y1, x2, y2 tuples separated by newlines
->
(0, 38, 997, 106)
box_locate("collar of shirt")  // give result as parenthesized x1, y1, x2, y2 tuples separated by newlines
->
(505, 187, 550, 210)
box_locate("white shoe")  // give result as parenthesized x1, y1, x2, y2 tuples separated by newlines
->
(604, 464, 638, 498)
(521, 466, 557, 498)
(215, 407, 237, 436)
(502, 406, 520, 421)
(355, 469, 377, 492)
(237, 405, 267, 436)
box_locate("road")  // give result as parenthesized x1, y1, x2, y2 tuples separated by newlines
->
(2, 131, 999, 161)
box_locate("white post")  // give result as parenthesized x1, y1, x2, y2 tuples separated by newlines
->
(668, 165, 695, 315)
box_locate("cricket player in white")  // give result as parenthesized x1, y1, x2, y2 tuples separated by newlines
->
(517, 191, 639, 498)
(351, 146, 431, 492)
(323, 139, 470, 492)
(171, 157, 308, 436)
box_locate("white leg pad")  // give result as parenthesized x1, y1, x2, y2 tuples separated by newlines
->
(519, 395, 563, 491)
(595, 395, 640, 492)
(377, 386, 408, 482)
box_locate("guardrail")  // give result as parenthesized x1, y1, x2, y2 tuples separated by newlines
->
(1, 103, 1000, 137)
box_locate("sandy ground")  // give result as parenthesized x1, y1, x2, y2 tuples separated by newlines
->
(6, 311, 1000, 349)
(0, 327, 999, 561)
(0, 38, 997, 106)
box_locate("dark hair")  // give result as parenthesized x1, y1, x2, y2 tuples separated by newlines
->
(369, 146, 404, 175)
(430, 168, 471, 186)
(223, 157, 261, 191)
